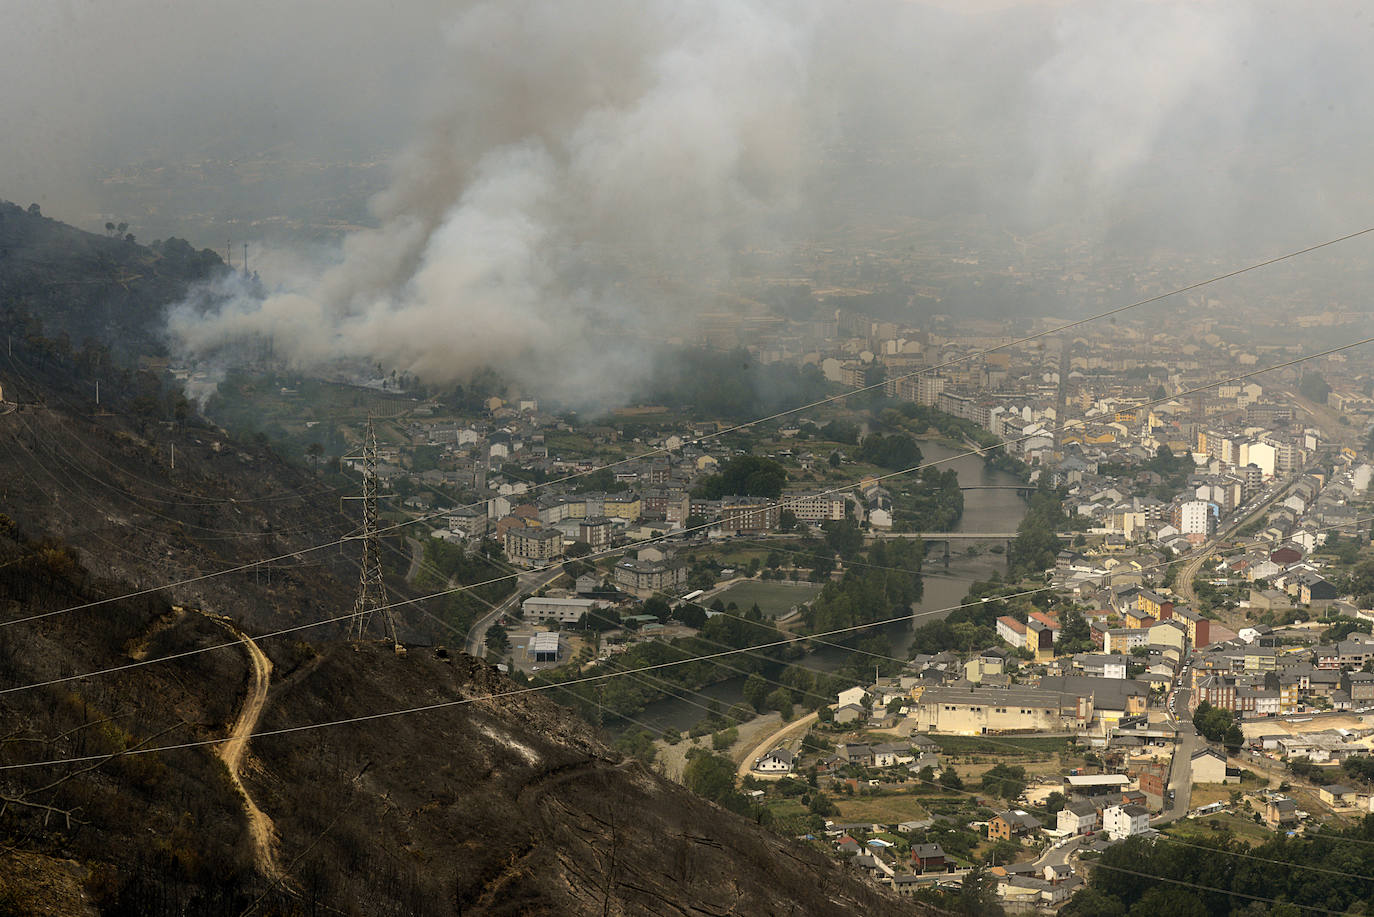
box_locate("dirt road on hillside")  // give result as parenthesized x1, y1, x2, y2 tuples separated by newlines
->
(736, 711, 819, 779)
(211, 616, 280, 879)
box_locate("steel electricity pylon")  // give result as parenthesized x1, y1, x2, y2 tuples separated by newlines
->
(345, 418, 396, 644)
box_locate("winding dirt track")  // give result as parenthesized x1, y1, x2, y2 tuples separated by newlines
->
(211, 616, 281, 879)
(736, 711, 819, 779)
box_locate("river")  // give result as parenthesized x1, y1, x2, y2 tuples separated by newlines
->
(630, 439, 1030, 735)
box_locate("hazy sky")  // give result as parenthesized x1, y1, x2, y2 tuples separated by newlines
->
(7, 0, 1374, 397)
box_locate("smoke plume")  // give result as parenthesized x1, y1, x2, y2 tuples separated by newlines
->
(167, 0, 820, 400)
(7, 1, 1374, 400)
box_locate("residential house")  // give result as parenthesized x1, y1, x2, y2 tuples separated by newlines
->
(753, 748, 794, 774)
(1056, 801, 1099, 836)
(613, 556, 688, 597)
(1341, 672, 1374, 704)
(836, 743, 875, 767)
(1191, 747, 1228, 784)
(1102, 804, 1151, 840)
(1265, 796, 1299, 829)
(910, 843, 948, 873)
(871, 743, 915, 768)
(1079, 654, 1128, 679)
(834, 704, 866, 725)
(996, 615, 1028, 649)
(1319, 784, 1358, 807)
(504, 525, 564, 566)
(988, 809, 1042, 841)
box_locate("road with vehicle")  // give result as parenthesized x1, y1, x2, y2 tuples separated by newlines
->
(1157, 662, 1199, 825)
(1173, 473, 1303, 606)
(464, 565, 564, 657)
(1032, 833, 1085, 871)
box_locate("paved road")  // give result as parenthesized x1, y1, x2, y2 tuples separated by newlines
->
(464, 566, 563, 658)
(1157, 665, 1199, 825)
(1033, 834, 1084, 871)
(1173, 474, 1302, 606)
(1286, 389, 1359, 448)
(735, 711, 819, 779)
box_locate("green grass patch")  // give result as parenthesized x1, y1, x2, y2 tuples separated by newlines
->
(833, 793, 930, 824)
(714, 580, 823, 618)
(1164, 812, 1274, 846)
(764, 799, 810, 820)
(929, 735, 1074, 756)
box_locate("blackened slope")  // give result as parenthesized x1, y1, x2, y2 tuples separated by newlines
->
(0, 200, 225, 361)
(0, 522, 287, 915)
(251, 647, 924, 917)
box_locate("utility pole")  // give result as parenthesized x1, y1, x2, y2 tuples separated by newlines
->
(345, 418, 396, 644)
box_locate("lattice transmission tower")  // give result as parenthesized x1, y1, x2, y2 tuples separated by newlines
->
(345, 418, 396, 644)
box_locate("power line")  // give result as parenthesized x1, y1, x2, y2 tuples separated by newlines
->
(4, 315, 1366, 638)
(4, 474, 1369, 717)
(5, 495, 1371, 770)
(1084, 861, 1351, 915)
(1152, 835, 1374, 882)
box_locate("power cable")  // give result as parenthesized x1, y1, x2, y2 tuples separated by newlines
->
(5, 327, 1366, 635)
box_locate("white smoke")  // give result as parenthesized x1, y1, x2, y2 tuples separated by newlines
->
(136, 0, 1374, 400)
(168, 0, 819, 399)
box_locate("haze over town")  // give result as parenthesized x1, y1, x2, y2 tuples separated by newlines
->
(3, 1, 1374, 914)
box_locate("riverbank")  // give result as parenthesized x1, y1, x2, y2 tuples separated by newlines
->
(655, 710, 786, 782)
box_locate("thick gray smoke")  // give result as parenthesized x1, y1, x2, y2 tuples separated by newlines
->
(8, 0, 1374, 400)
(167, 0, 820, 399)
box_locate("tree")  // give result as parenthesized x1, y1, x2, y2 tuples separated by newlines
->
(778, 508, 799, 532)
(694, 455, 787, 499)
(485, 623, 509, 654)
(940, 766, 963, 790)
(683, 750, 749, 814)
(1043, 791, 1068, 815)
(956, 865, 1004, 916)
(104, 221, 115, 236)
(980, 763, 1028, 800)
(1300, 372, 1331, 404)
(743, 674, 770, 711)
(305, 441, 323, 472)
(858, 432, 922, 470)
(642, 595, 671, 622)
(821, 517, 863, 559)
(614, 729, 657, 765)
(673, 602, 706, 629)
(1059, 608, 1093, 653)
(807, 792, 836, 816)
(766, 687, 794, 720)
